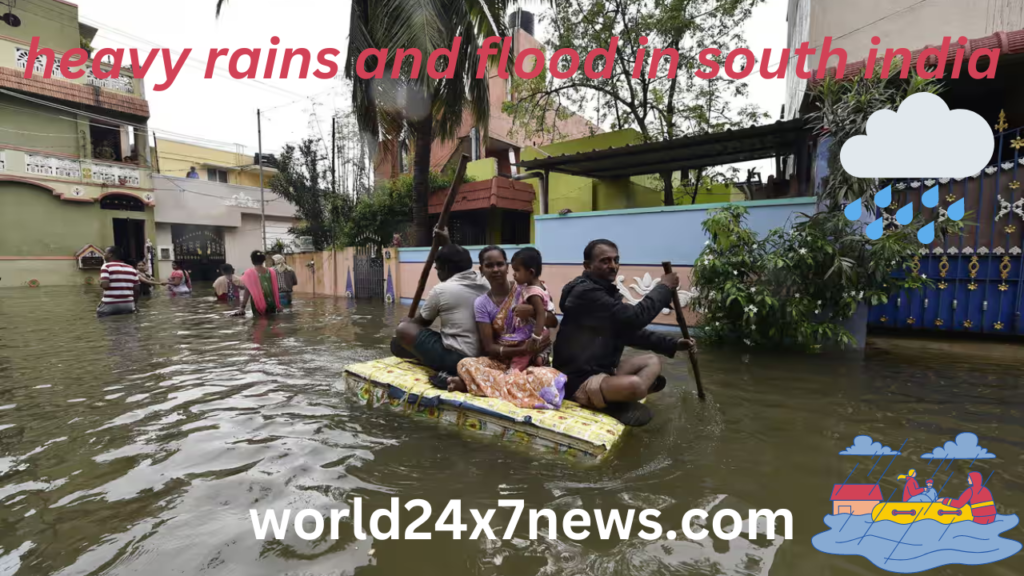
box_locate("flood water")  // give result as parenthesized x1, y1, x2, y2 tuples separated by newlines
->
(1, 285, 1022, 576)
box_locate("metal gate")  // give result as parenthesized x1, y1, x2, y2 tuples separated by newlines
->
(353, 244, 384, 299)
(868, 121, 1024, 335)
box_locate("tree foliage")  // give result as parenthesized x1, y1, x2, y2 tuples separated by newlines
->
(270, 139, 354, 251)
(809, 59, 944, 212)
(502, 0, 767, 204)
(345, 0, 513, 245)
(343, 170, 464, 247)
(270, 136, 469, 250)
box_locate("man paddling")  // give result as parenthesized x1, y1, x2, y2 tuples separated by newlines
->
(553, 239, 695, 426)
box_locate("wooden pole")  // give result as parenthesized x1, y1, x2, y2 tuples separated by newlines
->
(407, 154, 470, 318)
(662, 261, 706, 400)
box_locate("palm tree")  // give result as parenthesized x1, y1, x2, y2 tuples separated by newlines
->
(346, 0, 511, 246)
(217, 0, 512, 246)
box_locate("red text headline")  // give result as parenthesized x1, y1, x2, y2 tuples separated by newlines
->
(22, 35, 1000, 92)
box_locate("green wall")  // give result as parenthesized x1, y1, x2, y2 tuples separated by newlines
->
(523, 129, 666, 239)
(0, 96, 83, 153)
(522, 128, 754, 240)
(19, 0, 81, 54)
(0, 182, 157, 284)
(466, 157, 497, 181)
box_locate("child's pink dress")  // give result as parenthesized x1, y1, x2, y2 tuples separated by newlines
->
(509, 285, 551, 371)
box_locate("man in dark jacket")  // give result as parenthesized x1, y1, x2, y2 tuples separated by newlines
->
(553, 239, 695, 425)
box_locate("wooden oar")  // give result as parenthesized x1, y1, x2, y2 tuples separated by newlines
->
(661, 261, 706, 400)
(407, 154, 470, 318)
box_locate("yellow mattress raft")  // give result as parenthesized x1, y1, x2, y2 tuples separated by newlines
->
(871, 501, 974, 524)
(343, 357, 632, 461)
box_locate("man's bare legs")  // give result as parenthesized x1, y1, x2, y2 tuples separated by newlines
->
(599, 354, 663, 404)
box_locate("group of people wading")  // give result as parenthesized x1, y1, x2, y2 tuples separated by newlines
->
(95, 246, 299, 318)
(391, 228, 696, 426)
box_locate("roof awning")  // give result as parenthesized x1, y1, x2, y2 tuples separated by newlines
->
(428, 176, 536, 214)
(514, 119, 809, 179)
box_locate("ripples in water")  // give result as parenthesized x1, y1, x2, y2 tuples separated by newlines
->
(0, 286, 1022, 575)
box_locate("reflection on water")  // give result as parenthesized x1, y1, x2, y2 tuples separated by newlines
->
(0, 286, 1022, 575)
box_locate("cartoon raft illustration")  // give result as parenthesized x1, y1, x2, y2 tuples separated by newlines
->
(871, 501, 974, 524)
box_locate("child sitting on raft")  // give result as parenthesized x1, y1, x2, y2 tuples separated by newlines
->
(509, 248, 553, 369)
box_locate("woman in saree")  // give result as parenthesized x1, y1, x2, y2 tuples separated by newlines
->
(233, 250, 281, 316)
(167, 261, 192, 295)
(447, 246, 566, 410)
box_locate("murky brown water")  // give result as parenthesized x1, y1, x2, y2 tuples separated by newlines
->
(1, 286, 1022, 576)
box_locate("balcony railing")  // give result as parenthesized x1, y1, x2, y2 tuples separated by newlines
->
(14, 47, 135, 94)
(23, 152, 144, 187)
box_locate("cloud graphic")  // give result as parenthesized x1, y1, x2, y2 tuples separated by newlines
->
(922, 432, 996, 460)
(839, 435, 901, 456)
(840, 92, 993, 178)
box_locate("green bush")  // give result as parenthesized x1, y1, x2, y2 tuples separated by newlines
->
(692, 205, 942, 350)
(342, 169, 470, 246)
(691, 59, 968, 350)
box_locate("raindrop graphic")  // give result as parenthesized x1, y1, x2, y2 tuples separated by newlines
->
(866, 218, 885, 240)
(947, 198, 965, 221)
(844, 200, 862, 221)
(896, 203, 914, 225)
(874, 185, 892, 208)
(917, 221, 935, 244)
(922, 186, 938, 208)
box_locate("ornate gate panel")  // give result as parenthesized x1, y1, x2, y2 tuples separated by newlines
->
(353, 244, 384, 300)
(868, 120, 1024, 335)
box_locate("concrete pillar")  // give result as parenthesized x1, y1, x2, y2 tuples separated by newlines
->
(135, 126, 151, 167)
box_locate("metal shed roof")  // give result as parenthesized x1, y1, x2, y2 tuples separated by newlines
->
(515, 119, 809, 179)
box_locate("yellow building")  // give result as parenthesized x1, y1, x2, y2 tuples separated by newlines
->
(155, 137, 274, 188)
(151, 139, 297, 281)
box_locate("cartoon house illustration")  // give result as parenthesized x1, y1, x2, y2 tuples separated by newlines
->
(831, 484, 882, 515)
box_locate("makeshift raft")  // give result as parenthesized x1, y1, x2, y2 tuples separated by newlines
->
(343, 356, 632, 461)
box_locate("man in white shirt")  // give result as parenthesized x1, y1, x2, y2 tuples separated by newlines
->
(392, 229, 489, 382)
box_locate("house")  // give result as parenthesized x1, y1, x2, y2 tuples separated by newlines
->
(0, 0, 156, 287)
(517, 122, 813, 241)
(784, 0, 1024, 120)
(375, 10, 600, 246)
(785, 0, 1024, 335)
(830, 484, 882, 516)
(155, 136, 273, 188)
(152, 140, 299, 281)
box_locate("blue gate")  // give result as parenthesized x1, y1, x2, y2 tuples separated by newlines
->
(869, 121, 1024, 335)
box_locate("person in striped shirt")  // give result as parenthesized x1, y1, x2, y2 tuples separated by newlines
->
(97, 246, 140, 317)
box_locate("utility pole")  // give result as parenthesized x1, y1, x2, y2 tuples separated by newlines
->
(331, 114, 337, 194)
(257, 109, 266, 250)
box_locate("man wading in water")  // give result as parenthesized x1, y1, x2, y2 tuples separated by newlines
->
(554, 239, 695, 426)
